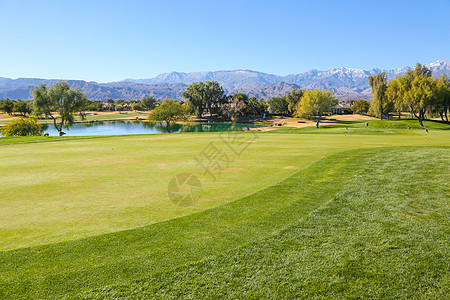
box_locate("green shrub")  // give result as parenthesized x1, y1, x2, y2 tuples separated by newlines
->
(1, 117, 42, 136)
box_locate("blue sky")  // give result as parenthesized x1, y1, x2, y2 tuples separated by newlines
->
(1, 0, 449, 82)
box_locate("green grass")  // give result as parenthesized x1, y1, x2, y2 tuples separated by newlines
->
(369, 118, 450, 130)
(0, 135, 106, 145)
(270, 118, 449, 135)
(72, 112, 145, 122)
(83, 147, 450, 299)
(0, 121, 449, 298)
(0, 147, 448, 299)
(2, 130, 449, 251)
(271, 124, 401, 135)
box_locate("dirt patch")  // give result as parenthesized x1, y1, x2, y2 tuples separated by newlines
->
(251, 127, 279, 132)
(0, 114, 19, 122)
(219, 167, 246, 173)
(117, 159, 140, 164)
(256, 114, 378, 131)
(197, 198, 210, 203)
(283, 166, 299, 169)
(331, 114, 377, 122)
(84, 160, 104, 166)
(85, 158, 140, 165)
(67, 181, 83, 187)
(278, 146, 304, 149)
(157, 163, 169, 170)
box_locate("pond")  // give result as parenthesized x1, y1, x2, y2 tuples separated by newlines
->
(40, 121, 262, 136)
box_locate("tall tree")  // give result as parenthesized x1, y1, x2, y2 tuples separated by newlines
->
(245, 96, 267, 116)
(115, 104, 125, 114)
(182, 82, 205, 118)
(229, 93, 267, 118)
(106, 98, 115, 111)
(148, 99, 188, 133)
(182, 81, 228, 119)
(409, 74, 436, 126)
(31, 81, 88, 136)
(141, 96, 158, 111)
(204, 81, 228, 117)
(368, 72, 391, 119)
(88, 100, 104, 111)
(13, 99, 31, 116)
(386, 77, 405, 119)
(388, 63, 436, 126)
(352, 99, 370, 114)
(296, 89, 338, 128)
(268, 96, 289, 115)
(434, 74, 450, 121)
(0, 98, 15, 115)
(285, 89, 304, 115)
(229, 93, 248, 119)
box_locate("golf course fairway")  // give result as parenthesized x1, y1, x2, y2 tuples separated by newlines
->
(0, 120, 449, 298)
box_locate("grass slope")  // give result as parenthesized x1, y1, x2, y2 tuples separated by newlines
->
(0, 147, 448, 298)
(83, 147, 450, 299)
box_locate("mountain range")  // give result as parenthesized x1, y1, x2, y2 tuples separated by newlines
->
(1, 60, 449, 101)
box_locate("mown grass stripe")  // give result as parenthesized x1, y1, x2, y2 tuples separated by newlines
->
(82, 147, 449, 299)
(0, 147, 379, 299)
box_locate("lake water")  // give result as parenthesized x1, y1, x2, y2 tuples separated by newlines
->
(40, 121, 262, 136)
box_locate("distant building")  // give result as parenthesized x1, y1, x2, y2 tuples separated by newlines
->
(332, 103, 345, 114)
(332, 102, 352, 114)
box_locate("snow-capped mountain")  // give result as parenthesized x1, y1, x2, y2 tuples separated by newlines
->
(124, 60, 450, 98)
(125, 70, 281, 90)
(1, 60, 448, 101)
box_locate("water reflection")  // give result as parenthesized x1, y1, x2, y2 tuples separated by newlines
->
(40, 121, 260, 136)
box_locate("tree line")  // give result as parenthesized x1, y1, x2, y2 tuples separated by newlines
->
(0, 99, 32, 116)
(150, 84, 338, 130)
(0, 80, 339, 125)
(368, 63, 450, 125)
(1, 79, 340, 136)
(3, 63, 448, 136)
(0, 96, 158, 115)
